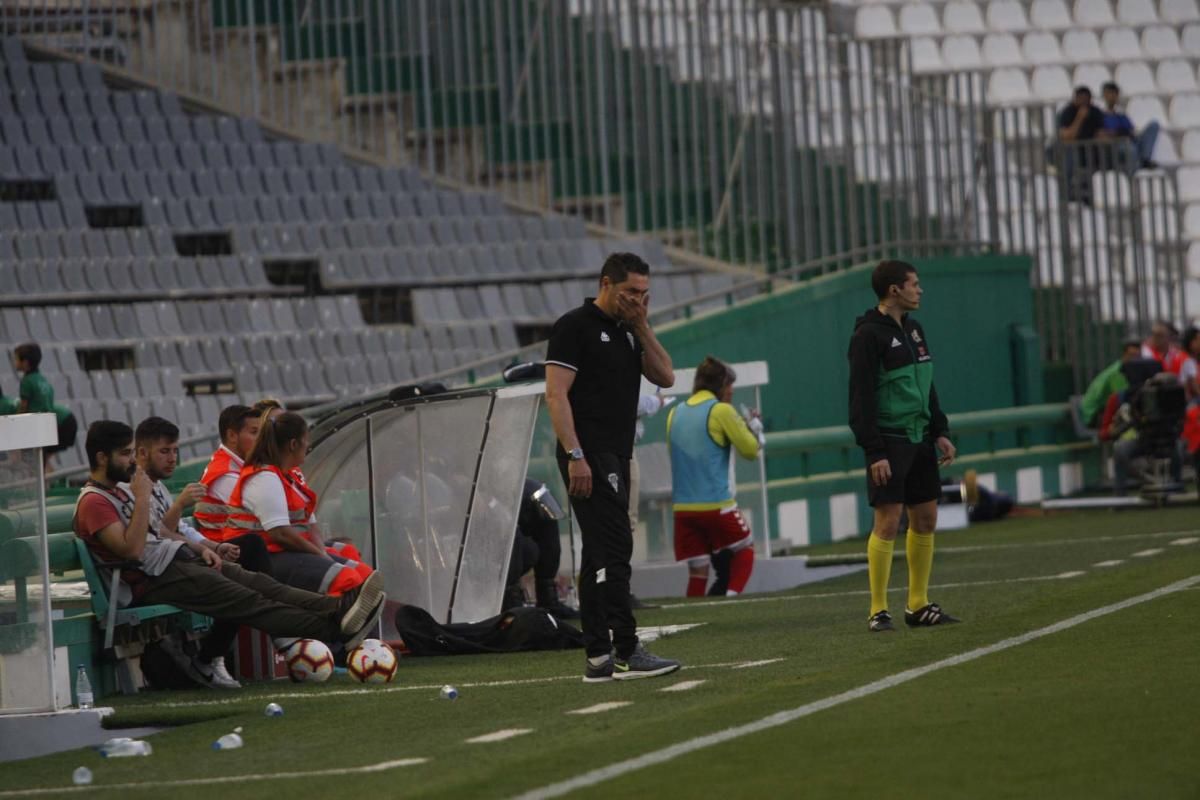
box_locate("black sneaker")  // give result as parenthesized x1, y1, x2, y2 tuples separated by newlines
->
(905, 603, 961, 627)
(612, 644, 681, 680)
(583, 656, 614, 683)
(868, 610, 895, 632)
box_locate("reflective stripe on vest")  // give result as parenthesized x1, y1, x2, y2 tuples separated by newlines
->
(195, 447, 243, 536)
(223, 464, 317, 551)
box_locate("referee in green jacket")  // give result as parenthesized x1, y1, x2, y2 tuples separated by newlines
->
(847, 260, 960, 633)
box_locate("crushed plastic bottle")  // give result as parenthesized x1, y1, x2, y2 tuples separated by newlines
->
(72, 767, 93, 785)
(264, 702, 283, 717)
(99, 738, 152, 757)
(440, 685, 458, 700)
(213, 727, 245, 750)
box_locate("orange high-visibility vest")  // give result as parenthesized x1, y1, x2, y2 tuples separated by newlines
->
(194, 446, 242, 540)
(223, 464, 317, 552)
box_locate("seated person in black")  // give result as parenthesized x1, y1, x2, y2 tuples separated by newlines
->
(504, 478, 579, 620)
(1051, 85, 1107, 201)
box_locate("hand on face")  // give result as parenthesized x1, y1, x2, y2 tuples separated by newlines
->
(616, 290, 649, 328)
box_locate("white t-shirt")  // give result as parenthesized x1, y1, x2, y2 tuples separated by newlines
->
(241, 471, 316, 530)
(1181, 356, 1197, 386)
(208, 445, 243, 503)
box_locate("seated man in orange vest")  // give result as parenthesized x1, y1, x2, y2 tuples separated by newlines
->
(73, 420, 386, 689)
(222, 411, 375, 596)
(195, 405, 273, 565)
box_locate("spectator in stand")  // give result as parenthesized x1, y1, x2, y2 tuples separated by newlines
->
(1053, 86, 1106, 202)
(1080, 339, 1142, 428)
(12, 343, 77, 471)
(1099, 82, 1159, 173)
(72, 420, 386, 689)
(1142, 321, 1186, 374)
(1179, 327, 1200, 401)
(0, 384, 16, 415)
(117, 416, 272, 689)
(222, 411, 378, 596)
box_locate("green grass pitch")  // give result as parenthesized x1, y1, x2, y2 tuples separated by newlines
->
(2, 507, 1198, 799)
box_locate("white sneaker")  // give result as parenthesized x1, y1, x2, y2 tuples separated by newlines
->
(208, 657, 242, 689)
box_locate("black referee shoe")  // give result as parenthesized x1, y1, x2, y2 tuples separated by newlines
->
(868, 610, 895, 632)
(905, 603, 961, 627)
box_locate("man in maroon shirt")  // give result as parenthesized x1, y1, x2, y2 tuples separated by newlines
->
(74, 420, 385, 689)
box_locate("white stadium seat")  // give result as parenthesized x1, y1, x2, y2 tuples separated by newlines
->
(1157, 59, 1199, 93)
(1117, 0, 1160, 24)
(1030, 0, 1074, 29)
(982, 33, 1023, 66)
(1128, 95, 1168, 126)
(911, 37, 945, 72)
(1160, 0, 1200, 24)
(898, 2, 941, 35)
(942, 34, 984, 69)
(855, 6, 897, 38)
(1061, 30, 1103, 63)
(1100, 28, 1143, 61)
(1188, 243, 1200, 278)
(1179, 166, 1200, 202)
(942, 1, 986, 33)
(1170, 93, 1200, 128)
(1182, 130, 1200, 161)
(1114, 61, 1157, 96)
(1141, 25, 1184, 59)
(988, 68, 1033, 104)
(986, 0, 1030, 31)
(1022, 32, 1065, 65)
(1073, 0, 1117, 27)
(1184, 23, 1200, 56)
(1185, 204, 1200, 239)
(1073, 63, 1113, 92)
(1032, 65, 1072, 101)
(1153, 130, 1180, 165)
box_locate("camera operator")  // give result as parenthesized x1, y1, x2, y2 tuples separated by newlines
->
(504, 478, 579, 620)
(1101, 358, 1185, 495)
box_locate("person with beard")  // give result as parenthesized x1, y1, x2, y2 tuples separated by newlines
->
(120, 416, 274, 688)
(72, 420, 386, 689)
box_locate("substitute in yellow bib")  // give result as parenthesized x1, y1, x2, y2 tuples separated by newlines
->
(667, 356, 764, 597)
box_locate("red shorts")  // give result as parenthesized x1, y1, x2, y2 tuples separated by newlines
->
(673, 507, 753, 562)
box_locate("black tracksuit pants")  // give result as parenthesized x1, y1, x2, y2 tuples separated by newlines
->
(558, 450, 638, 660)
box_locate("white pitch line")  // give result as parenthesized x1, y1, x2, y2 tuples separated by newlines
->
(1132, 548, 1165, 558)
(1093, 560, 1125, 568)
(1170, 537, 1199, 546)
(802, 527, 1200, 563)
(731, 659, 784, 669)
(513, 573, 1200, 800)
(660, 680, 706, 693)
(467, 728, 533, 744)
(0, 758, 428, 798)
(658, 570, 1084, 610)
(567, 701, 633, 715)
(1055, 570, 1087, 578)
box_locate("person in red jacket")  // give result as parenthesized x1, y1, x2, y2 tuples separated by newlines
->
(223, 411, 377, 597)
(1142, 321, 1186, 375)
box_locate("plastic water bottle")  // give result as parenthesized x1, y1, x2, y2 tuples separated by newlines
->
(75, 665, 94, 710)
(99, 738, 152, 757)
(440, 684, 458, 700)
(213, 732, 244, 750)
(264, 702, 283, 717)
(72, 767, 93, 785)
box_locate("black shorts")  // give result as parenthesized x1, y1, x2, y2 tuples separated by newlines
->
(866, 436, 941, 508)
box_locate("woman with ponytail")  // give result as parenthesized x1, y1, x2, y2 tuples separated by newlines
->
(223, 411, 379, 598)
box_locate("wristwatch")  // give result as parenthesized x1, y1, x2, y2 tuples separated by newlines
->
(568, 447, 585, 461)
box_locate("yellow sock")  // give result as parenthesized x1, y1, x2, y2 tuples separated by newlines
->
(906, 529, 935, 612)
(867, 533, 894, 617)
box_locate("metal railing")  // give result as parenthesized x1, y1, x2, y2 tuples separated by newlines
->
(0, 0, 1187, 392)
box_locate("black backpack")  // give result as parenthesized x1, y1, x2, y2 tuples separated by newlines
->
(393, 605, 583, 657)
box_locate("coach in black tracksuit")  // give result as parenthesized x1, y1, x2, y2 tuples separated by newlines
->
(848, 259, 960, 633)
(544, 253, 682, 683)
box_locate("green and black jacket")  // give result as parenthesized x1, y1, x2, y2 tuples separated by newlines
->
(847, 307, 949, 463)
